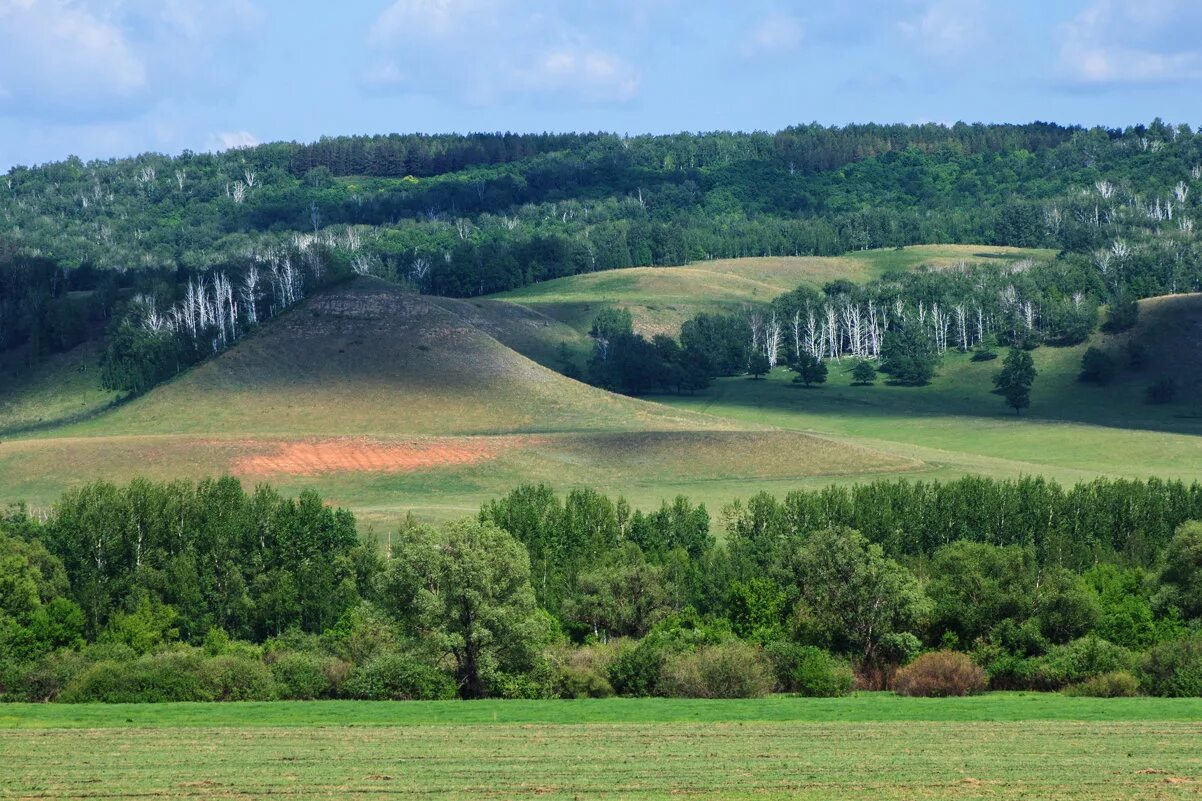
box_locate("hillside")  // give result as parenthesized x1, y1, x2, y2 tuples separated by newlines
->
(490, 245, 1054, 337)
(660, 294, 1202, 484)
(0, 277, 915, 526)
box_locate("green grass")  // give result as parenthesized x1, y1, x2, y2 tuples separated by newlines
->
(490, 245, 1055, 337)
(3, 696, 1202, 799)
(1, 260, 1197, 533)
(0, 339, 119, 435)
(656, 296, 1202, 486)
(3, 694, 1201, 728)
(0, 278, 909, 529)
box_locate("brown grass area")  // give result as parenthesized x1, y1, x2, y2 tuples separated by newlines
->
(232, 436, 536, 477)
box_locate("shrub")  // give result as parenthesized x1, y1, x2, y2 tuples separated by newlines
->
(894, 651, 988, 697)
(1064, 671, 1140, 698)
(1079, 347, 1117, 385)
(765, 642, 854, 696)
(265, 652, 339, 699)
(658, 641, 773, 699)
(199, 655, 277, 701)
(343, 652, 456, 700)
(552, 643, 617, 699)
(1033, 636, 1136, 690)
(1140, 637, 1202, 697)
(61, 651, 210, 703)
(970, 349, 998, 362)
(607, 638, 666, 697)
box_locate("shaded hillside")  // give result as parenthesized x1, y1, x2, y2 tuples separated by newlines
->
(64, 278, 703, 438)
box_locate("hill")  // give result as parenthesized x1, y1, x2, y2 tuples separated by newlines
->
(490, 245, 1054, 337)
(0, 277, 915, 526)
(658, 294, 1202, 485)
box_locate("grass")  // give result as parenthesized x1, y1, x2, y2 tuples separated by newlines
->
(0, 278, 908, 528)
(3, 696, 1202, 799)
(657, 296, 1202, 486)
(1, 259, 1197, 531)
(490, 245, 1054, 337)
(0, 339, 118, 435)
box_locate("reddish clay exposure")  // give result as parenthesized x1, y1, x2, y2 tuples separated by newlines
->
(233, 438, 511, 476)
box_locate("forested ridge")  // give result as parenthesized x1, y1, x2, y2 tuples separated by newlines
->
(3, 476, 1202, 703)
(7, 120, 1202, 401)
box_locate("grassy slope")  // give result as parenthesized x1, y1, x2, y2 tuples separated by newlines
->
(3, 696, 1201, 800)
(0, 339, 119, 435)
(490, 245, 1055, 337)
(0, 277, 911, 527)
(659, 295, 1202, 485)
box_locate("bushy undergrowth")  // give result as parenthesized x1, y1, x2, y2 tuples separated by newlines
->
(342, 653, 457, 701)
(894, 652, 988, 697)
(766, 642, 855, 697)
(1063, 671, 1140, 697)
(1140, 637, 1202, 697)
(658, 642, 774, 699)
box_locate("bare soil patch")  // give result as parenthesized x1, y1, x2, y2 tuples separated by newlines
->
(233, 437, 529, 476)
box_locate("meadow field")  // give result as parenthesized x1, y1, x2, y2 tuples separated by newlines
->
(3, 695, 1201, 799)
(0, 248, 1197, 530)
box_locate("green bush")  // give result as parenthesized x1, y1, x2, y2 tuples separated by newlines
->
(1033, 636, 1136, 690)
(269, 652, 345, 700)
(1063, 671, 1140, 697)
(198, 655, 277, 701)
(765, 642, 854, 696)
(551, 643, 617, 699)
(658, 641, 774, 699)
(607, 638, 665, 697)
(1140, 637, 1202, 697)
(343, 652, 455, 700)
(61, 651, 210, 703)
(894, 651, 988, 697)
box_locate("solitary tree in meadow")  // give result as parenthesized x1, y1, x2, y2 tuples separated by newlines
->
(994, 348, 1036, 415)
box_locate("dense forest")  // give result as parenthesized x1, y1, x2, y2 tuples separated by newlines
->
(3, 476, 1202, 702)
(4, 120, 1201, 401)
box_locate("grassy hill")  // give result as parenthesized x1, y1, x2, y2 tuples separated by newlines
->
(0, 277, 913, 527)
(489, 245, 1055, 337)
(659, 294, 1202, 485)
(2, 260, 1197, 530)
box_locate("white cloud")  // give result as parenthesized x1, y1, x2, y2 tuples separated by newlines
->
(0, 0, 147, 116)
(739, 12, 803, 58)
(206, 130, 260, 152)
(0, 0, 264, 120)
(1060, 0, 1202, 86)
(364, 0, 640, 104)
(898, 0, 984, 60)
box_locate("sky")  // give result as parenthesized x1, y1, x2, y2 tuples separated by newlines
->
(4, 0, 1202, 169)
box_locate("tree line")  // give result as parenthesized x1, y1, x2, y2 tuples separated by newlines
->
(6, 119, 1202, 381)
(3, 475, 1202, 702)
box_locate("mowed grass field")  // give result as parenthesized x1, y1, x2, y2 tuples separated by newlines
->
(3, 695, 1202, 799)
(489, 245, 1055, 337)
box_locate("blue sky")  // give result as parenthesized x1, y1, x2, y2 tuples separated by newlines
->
(4, 0, 1202, 169)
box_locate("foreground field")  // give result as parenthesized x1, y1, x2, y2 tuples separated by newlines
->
(3, 696, 1201, 800)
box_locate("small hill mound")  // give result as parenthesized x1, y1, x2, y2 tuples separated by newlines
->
(74, 277, 703, 437)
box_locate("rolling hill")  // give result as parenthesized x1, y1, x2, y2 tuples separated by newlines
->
(0, 277, 915, 527)
(489, 245, 1055, 338)
(659, 294, 1202, 485)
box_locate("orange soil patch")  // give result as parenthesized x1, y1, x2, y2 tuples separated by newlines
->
(232, 437, 525, 477)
